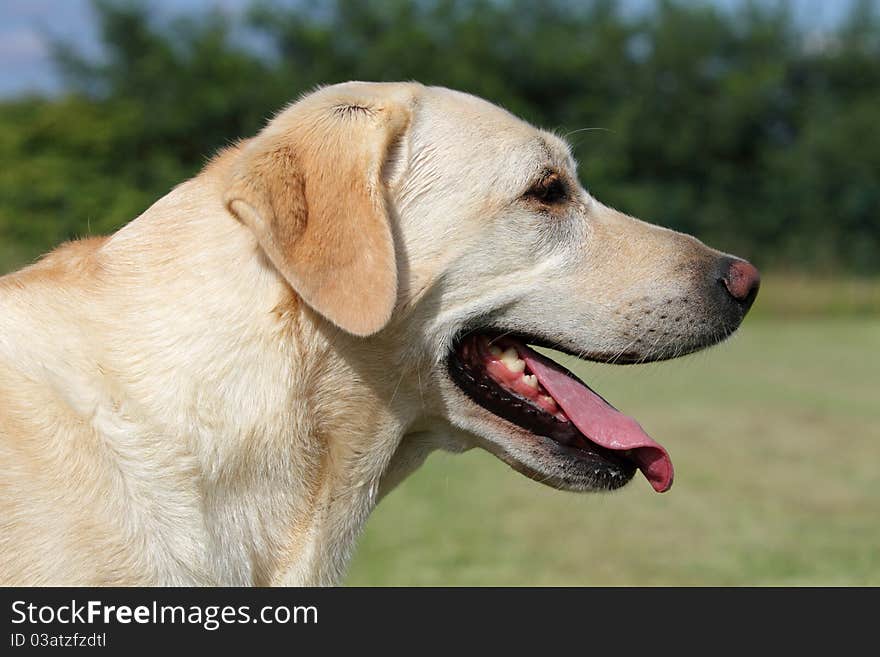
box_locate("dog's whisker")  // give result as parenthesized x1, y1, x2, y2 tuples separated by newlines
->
(562, 126, 613, 139)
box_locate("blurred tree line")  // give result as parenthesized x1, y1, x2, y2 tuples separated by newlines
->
(1, 0, 878, 273)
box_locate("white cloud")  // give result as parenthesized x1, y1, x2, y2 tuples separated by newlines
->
(0, 29, 49, 60)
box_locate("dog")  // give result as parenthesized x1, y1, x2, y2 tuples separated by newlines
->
(0, 82, 759, 585)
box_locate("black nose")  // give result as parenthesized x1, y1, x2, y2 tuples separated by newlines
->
(717, 257, 760, 312)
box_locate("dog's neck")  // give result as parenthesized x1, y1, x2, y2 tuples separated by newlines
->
(84, 176, 427, 585)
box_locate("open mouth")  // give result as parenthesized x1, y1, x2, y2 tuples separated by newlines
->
(447, 332, 674, 493)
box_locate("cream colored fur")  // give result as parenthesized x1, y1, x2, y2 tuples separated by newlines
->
(0, 82, 735, 585)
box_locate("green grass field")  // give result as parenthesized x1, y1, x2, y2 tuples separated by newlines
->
(348, 317, 880, 585)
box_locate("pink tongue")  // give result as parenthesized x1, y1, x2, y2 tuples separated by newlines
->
(521, 351, 673, 493)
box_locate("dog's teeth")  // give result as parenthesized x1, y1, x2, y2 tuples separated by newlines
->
(522, 374, 539, 389)
(540, 395, 557, 409)
(500, 348, 526, 373)
(489, 345, 503, 358)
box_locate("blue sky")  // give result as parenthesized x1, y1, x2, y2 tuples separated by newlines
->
(0, 0, 867, 97)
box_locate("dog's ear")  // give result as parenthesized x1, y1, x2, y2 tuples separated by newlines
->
(224, 85, 413, 336)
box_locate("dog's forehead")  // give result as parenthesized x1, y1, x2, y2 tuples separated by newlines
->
(421, 86, 530, 129)
(415, 86, 576, 180)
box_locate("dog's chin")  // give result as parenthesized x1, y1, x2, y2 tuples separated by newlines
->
(444, 397, 638, 493)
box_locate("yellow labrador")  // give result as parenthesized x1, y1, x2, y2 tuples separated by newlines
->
(0, 82, 759, 585)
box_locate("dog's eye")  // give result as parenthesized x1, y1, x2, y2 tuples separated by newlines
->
(524, 173, 567, 205)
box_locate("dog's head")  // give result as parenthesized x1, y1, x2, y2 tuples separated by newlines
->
(225, 81, 759, 495)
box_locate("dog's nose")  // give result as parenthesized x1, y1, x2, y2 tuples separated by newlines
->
(718, 258, 760, 309)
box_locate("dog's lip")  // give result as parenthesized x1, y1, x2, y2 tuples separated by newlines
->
(447, 330, 674, 493)
(489, 330, 645, 365)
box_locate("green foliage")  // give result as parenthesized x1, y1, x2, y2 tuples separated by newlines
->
(1, 0, 878, 272)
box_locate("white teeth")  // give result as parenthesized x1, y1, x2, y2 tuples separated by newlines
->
(500, 347, 525, 373)
(522, 374, 539, 389)
(489, 345, 503, 358)
(540, 395, 557, 409)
